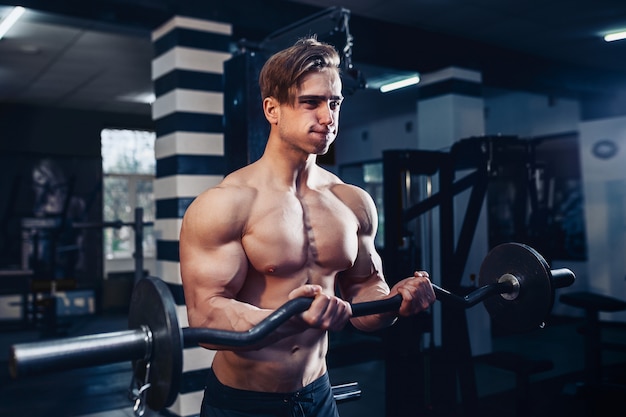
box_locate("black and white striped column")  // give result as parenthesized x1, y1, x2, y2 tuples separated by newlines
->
(151, 16, 232, 416)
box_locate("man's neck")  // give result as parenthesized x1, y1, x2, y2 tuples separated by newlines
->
(261, 135, 319, 188)
(258, 154, 318, 192)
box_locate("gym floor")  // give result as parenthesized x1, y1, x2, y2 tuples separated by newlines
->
(0, 313, 625, 417)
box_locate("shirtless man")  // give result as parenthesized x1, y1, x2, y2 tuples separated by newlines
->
(179, 36, 436, 417)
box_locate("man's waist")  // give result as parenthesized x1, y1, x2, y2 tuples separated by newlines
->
(213, 350, 327, 392)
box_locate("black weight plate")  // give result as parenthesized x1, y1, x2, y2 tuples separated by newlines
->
(479, 243, 553, 334)
(128, 277, 183, 411)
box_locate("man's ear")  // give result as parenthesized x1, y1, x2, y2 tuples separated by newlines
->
(263, 97, 279, 124)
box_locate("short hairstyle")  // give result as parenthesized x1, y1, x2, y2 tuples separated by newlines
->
(259, 36, 341, 104)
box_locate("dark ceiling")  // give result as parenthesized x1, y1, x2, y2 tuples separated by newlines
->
(1, 0, 626, 120)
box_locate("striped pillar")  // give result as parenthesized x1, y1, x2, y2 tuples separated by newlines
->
(151, 16, 232, 417)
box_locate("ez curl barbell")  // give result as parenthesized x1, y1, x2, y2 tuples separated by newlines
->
(9, 242, 575, 413)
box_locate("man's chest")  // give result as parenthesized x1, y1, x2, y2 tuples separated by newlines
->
(242, 191, 359, 275)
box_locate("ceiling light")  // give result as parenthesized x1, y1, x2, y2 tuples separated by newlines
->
(380, 74, 420, 93)
(0, 6, 25, 40)
(117, 92, 156, 104)
(604, 30, 626, 42)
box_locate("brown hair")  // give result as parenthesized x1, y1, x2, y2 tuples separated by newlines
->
(259, 36, 341, 104)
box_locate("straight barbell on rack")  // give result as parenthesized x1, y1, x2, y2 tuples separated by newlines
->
(9, 242, 575, 412)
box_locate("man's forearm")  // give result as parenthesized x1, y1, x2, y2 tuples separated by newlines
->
(347, 284, 398, 331)
(192, 296, 311, 351)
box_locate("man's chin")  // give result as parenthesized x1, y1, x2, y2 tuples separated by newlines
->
(315, 143, 332, 155)
(308, 134, 334, 155)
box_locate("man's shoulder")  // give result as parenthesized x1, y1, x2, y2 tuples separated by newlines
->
(186, 172, 255, 214)
(328, 179, 371, 201)
(202, 177, 256, 204)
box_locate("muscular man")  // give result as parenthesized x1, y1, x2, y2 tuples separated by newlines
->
(179, 36, 436, 417)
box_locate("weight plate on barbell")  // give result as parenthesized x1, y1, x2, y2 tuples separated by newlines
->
(479, 242, 553, 334)
(128, 277, 183, 410)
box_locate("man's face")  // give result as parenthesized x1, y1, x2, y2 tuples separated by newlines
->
(276, 68, 343, 156)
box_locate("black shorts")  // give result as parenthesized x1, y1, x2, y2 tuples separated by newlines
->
(200, 368, 340, 417)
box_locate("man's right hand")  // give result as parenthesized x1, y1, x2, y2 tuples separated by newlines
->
(389, 271, 436, 317)
(288, 285, 352, 332)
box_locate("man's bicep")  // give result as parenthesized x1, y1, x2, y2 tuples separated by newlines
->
(338, 235, 387, 301)
(179, 200, 249, 326)
(181, 239, 249, 326)
(181, 237, 248, 291)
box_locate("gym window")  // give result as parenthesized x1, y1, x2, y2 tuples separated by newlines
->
(101, 128, 156, 260)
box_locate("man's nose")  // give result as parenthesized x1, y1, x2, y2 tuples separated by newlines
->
(318, 103, 335, 126)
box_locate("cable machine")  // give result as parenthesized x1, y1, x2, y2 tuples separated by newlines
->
(380, 135, 531, 415)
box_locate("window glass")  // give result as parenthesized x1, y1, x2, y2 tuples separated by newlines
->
(102, 128, 155, 175)
(101, 129, 155, 259)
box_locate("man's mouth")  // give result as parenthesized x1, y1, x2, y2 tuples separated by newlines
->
(311, 129, 333, 136)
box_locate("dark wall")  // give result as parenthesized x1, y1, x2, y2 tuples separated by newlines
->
(0, 103, 153, 156)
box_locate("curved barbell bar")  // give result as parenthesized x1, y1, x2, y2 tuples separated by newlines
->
(9, 242, 576, 413)
(9, 266, 575, 378)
